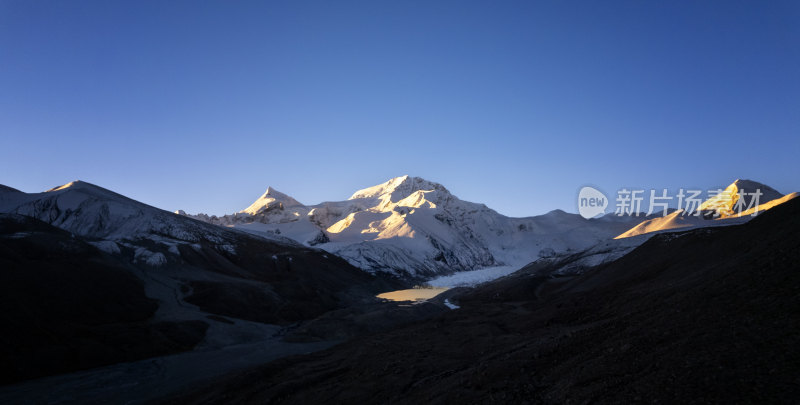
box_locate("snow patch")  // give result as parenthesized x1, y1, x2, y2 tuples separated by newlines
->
(217, 244, 236, 255)
(89, 240, 121, 254)
(167, 244, 181, 255)
(444, 299, 460, 310)
(134, 248, 167, 267)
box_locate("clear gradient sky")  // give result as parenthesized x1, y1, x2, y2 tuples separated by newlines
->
(1, 1, 798, 217)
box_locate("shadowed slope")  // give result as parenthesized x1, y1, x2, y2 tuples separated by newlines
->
(168, 197, 800, 404)
(0, 214, 207, 384)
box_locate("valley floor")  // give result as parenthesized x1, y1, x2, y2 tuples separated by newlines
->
(0, 327, 338, 405)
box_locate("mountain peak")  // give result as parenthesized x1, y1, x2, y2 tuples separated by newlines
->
(730, 179, 781, 194)
(698, 179, 782, 217)
(240, 186, 303, 215)
(43, 181, 124, 200)
(262, 186, 289, 199)
(348, 175, 450, 201)
(46, 180, 92, 192)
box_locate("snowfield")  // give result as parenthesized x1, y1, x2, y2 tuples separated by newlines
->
(181, 175, 650, 279)
(1, 176, 788, 282)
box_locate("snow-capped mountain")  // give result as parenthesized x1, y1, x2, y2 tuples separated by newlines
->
(182, 175, 647, 278)
(0, 180, 401, 383)
(0, 180, 397, 320)
(698, 179, 783, 217)
(0, 180, 264, 266)
(615, 179, 795, 239)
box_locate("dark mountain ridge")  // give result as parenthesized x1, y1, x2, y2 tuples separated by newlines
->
(168, 197, 800, 403)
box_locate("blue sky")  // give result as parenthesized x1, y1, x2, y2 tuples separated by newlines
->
(1, 1, 798, 217)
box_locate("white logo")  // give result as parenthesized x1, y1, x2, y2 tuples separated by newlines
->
(578, 186, 608, 219)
